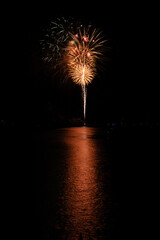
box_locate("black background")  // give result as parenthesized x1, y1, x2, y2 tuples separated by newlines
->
(1, 2, 159, 239)
(2, 1, 159, 126)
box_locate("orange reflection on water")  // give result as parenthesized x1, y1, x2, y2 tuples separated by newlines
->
(59, 127, 107, 239)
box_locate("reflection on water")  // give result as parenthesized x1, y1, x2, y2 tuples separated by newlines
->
(36, 127, 113, 239)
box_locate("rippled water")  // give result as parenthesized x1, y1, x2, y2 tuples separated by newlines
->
(34, 127, 113, 239)
(3, 125, 158, 239)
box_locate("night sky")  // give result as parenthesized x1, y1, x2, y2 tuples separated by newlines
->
(2, 2, 159, 126)
(1, 3, 159, 239)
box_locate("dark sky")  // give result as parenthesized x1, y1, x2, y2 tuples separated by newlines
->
(2, 2, 159, 124)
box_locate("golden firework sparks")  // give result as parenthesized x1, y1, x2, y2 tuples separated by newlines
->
(41, 19, 107, 122)
(63, 28, 105, 86)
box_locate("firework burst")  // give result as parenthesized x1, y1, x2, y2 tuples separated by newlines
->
(40, 18, 106, 121)
(63, 28, 106, 85)
(40, 17, 75, 65)
(40, 18, 106, 84)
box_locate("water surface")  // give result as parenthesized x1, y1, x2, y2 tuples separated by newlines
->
(34, 127, 113, 239)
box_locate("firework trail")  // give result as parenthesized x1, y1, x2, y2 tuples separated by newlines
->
(40, 17, 106, 122)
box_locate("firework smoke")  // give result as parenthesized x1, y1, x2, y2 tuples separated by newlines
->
(40, 18, 106, 122)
